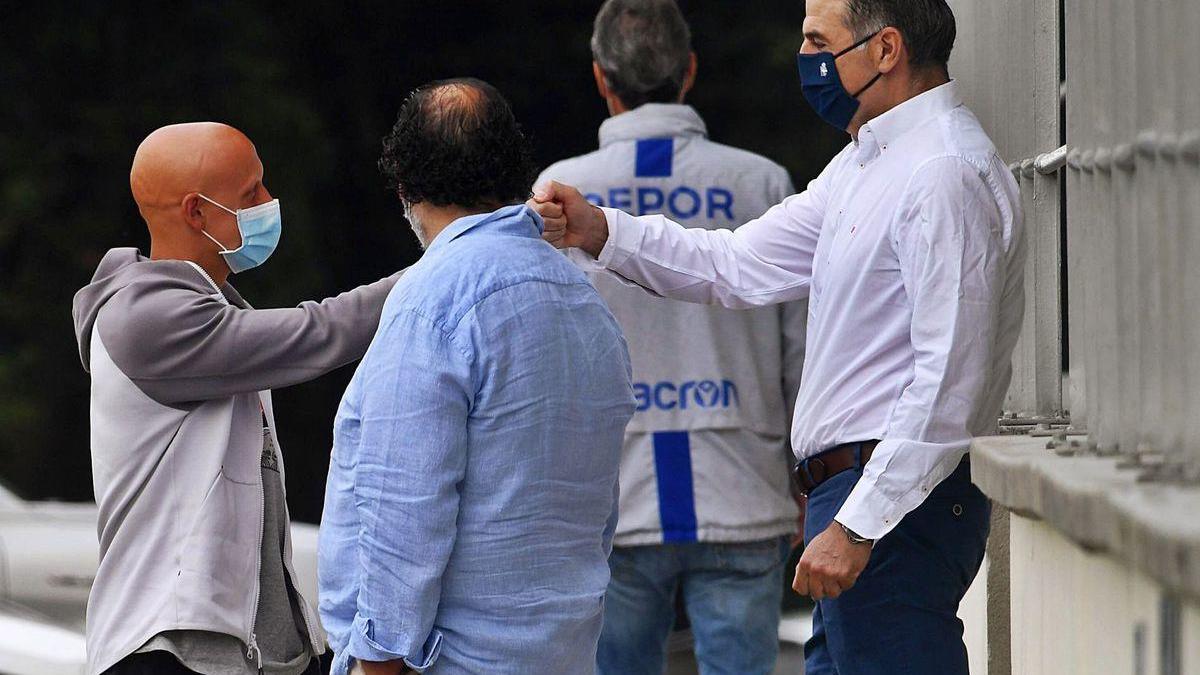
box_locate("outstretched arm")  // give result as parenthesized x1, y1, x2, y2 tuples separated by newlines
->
(98, 270, 403, 404)
(529, 176, 829, 309)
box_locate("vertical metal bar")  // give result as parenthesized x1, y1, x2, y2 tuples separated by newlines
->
(1024, 1, 1037, 409)
(1086, 0, 1101, 445)
(1017, 0, 1036, 415)
(1014, 9, 1039, 416)
(1072, 0, 1090, 431)
(1109, 0, 1125, 455)
(977, 0, 1020, 414)
(1184, 0, 1200, 470)
(1088, 0, 1108, 451)
(1017, 0, 1038, 416)
(1115, 0, 1141, 456)
(1064, 0, 1088, 433)
(1033, 0, 1063, 415)
(1159, 0, 1186, 465)
(1093, 0, 1121, 454)
(1139, 0, 1166, 456)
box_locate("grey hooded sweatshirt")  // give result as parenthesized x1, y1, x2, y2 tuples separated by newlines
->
(72, 248, 401, 675)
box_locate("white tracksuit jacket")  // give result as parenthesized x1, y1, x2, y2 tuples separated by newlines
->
(538, 104, 806, 546)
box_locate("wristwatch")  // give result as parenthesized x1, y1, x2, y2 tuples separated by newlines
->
(837, 521, 874, 546)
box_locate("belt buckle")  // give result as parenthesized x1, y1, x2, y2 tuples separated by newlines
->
(793, 456, 829, 496)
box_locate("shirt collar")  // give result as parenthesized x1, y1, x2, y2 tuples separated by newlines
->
(426, 203, 544, 252)
(855, 80, 962, 156)
(598, 104, 708, 147)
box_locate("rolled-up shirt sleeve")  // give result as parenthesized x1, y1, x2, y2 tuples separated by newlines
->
(594, 168, 831, 309)
(343, 309, 474, 671)
(836, 157, 1007, 540)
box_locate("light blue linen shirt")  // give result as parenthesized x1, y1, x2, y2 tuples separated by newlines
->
(318, 204, 635, 675)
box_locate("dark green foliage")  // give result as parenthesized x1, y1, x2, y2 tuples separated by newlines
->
(0, 1, 844, 520)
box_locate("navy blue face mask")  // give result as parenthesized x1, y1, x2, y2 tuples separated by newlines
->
(796, 30, 883, 131)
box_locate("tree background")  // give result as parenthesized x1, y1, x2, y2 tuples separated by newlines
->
(0, 1, 845, 522)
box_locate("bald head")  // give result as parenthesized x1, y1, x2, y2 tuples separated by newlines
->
(130, 122, 261, 213)
(130, 122, 272, 283)
(420, 80, 488, 124)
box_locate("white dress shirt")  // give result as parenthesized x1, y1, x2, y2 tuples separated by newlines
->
(592, 82, 1027, 539)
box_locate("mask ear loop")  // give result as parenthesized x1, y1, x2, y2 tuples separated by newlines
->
(834, 29, 885, 99)
(834, 29, 882, 59)
(199, 229, 235, 254)
(197, 193, 239, 216)
(850, 72, 884, 98)
(196, 194, 239, 253)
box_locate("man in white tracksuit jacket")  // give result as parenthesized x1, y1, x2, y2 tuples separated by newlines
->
(536, 2, 806, 673)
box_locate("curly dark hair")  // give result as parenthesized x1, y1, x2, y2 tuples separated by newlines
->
(379, 78, 537, 209)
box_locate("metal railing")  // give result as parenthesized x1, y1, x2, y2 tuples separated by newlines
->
(951, 0, 1200, 475)
(948, 0, 1063, 420)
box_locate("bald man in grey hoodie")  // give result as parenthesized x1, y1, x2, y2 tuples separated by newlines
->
(72, 122, 402, 675)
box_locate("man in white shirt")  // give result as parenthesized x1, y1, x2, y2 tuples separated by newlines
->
(530, 0, 1026, 673)
(536, 2, 805, 673)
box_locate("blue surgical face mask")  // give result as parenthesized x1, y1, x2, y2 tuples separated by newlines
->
(198, 194, 282, 274)
(796, 30, 883, 131)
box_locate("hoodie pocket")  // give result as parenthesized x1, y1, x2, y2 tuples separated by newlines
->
(177, 472, 261, 624)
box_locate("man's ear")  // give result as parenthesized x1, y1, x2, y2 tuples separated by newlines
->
(181, 193, 206, 232)
(876, 26, 904, 74)
(592, 61, 610, 100)
(679, 52, 698, 101)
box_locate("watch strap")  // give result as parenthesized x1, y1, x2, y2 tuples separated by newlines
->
(837, 521, 874, 546)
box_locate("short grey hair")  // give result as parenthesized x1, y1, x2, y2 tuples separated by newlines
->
(844, 0, 956, 74)
(591, 0, 692, 110)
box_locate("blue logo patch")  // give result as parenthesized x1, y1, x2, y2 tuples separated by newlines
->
(633, 379, 740, 412)
(636, 138, 675, 177)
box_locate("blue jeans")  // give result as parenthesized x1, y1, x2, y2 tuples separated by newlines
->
(803, 459, 990, 675)
(597, 538, 790, 675)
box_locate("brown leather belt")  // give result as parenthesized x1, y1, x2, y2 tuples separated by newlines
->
(792, 440, 880, 496)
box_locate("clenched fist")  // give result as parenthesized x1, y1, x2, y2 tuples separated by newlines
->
(792, 520, 872, 600)
(527, 180, 610, 257)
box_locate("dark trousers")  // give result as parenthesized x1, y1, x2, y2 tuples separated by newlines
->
(803, 459, 990, 675)
(105, 650, 322, 675)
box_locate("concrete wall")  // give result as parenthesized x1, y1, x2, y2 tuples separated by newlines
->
(960, 556, 988, 674)
(1008, 514, 1198, 675)
(969, 431, 1200, 675)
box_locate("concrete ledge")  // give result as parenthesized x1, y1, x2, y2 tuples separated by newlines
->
(971, 435, 1200, 601)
